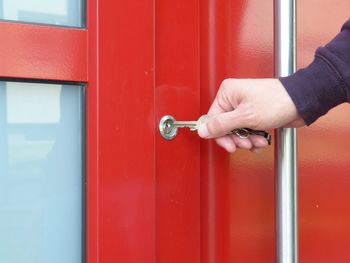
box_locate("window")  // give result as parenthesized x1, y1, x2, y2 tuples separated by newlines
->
(0, 0, 85, 27)
(0, 81, 85, 263)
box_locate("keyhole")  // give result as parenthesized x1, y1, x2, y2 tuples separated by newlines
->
(164, 120, 174, 134)
(159, 115, 178, 140)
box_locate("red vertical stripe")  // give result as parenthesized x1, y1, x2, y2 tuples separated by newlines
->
(97, 1, 156, 262)
(155, 1, 201, 262)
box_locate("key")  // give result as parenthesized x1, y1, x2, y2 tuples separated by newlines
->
(172, 115, 211, 131)
(159, 115, 208, 140)
(159, 114, 271, 145)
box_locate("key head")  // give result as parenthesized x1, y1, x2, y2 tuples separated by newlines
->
(196, 115, 210, 129)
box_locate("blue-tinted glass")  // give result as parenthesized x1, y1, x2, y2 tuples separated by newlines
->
(0, 0, 85, 27)
(0, 81, 85, 263)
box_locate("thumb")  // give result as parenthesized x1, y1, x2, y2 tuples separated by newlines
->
(198, 109, 249, 138)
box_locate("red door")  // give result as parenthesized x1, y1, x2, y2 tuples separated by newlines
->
(98, 0, 350, 262)
(2, 0, 350, 263)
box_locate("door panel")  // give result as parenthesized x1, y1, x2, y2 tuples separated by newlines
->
(98, 1, 350, 262)
(97, 1, 155, 262)
(200, 0, 350, 262)
(200, 1, 275, 262)
(155, 1, 200, 262)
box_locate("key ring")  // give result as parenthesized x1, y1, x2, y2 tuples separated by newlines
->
(233, 128, 272, 145)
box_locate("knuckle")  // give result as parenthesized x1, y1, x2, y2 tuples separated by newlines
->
(217, 79, 238, 110)
(220, 78, 230, 88)
(220, 78, 234, 93)
(216, 95, 229, 111)
(239, 103, 260, 129)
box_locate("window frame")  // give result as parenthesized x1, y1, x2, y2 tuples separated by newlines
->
(0, 0, 98, 262)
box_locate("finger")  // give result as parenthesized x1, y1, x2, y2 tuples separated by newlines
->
(248, 134, 269, 148)
(231, 134, 253, 150)
(215, 136, 237, 153)
(198, 108, 249, 139)
(207, 80, 236, 116)
(250, 147, 263, 154)
(207, 98, 225, 115)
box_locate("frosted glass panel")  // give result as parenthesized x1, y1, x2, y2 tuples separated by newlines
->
(0, 0, 84, 27)
(0, 81, 85, 263)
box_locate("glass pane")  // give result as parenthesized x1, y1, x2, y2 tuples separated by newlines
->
(0, 0, 85, 27)
(0, 81, 85, 263)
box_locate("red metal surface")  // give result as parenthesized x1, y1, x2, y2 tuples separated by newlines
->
(200, 1, 236, 262)
(297, 1, 350, 262)
(155, 0, 200, 262)
(97, 1, 155, 262)
(0, 22, 87, 82)
(200, 1, 275, 262)
(95, 0, 350, 262)
(200, 0, 350, 263)
(87, 0, 99, 262)
(2, 0, 350, 262)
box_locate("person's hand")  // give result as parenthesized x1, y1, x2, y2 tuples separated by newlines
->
(197, 78, 305, 153)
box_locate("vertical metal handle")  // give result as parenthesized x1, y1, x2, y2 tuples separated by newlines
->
(274, 1, 298, 263)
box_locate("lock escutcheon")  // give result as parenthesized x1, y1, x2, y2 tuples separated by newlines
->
(159, 115, 178, 140)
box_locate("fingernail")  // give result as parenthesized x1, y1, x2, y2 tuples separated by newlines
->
(253, 148, 263, 154)
(198, 123, 210, 138)
(223, 141, 236, 153)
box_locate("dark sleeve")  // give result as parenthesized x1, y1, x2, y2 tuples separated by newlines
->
(280, 19, 350, 125)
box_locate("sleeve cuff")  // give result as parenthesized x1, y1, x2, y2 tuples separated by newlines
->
(279, 53, 348, 125)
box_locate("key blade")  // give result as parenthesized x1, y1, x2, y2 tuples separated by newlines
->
(173, 121, 198, 130)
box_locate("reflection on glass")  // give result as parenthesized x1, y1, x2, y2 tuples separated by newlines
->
(0, 0, 85, 27)
(0, 81, 85, 263)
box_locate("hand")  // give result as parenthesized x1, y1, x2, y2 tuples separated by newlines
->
(197, 78, 305, 153)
